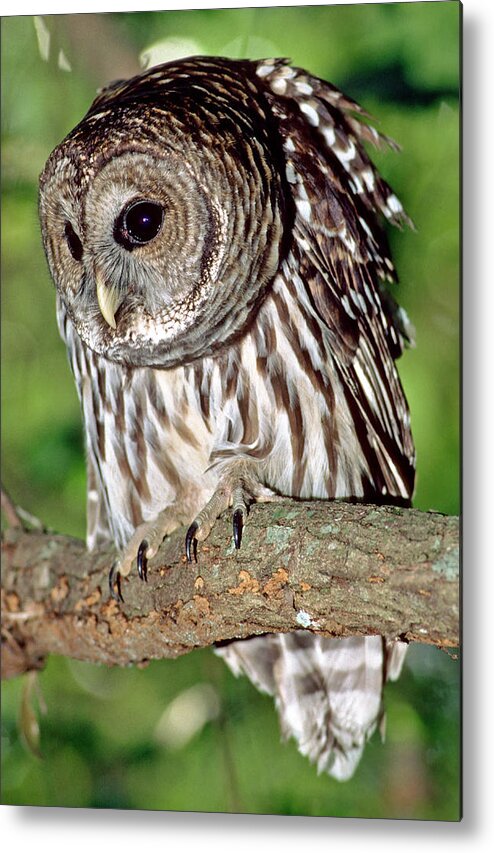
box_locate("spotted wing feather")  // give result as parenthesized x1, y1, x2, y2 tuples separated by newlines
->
(258, 59, 415, 500)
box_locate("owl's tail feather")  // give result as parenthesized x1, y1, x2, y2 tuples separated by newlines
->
(216, 633, 407, 781)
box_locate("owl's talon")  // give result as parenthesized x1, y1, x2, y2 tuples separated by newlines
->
(137, 540, 148, 582)
(185, 522, 198, 563)
(109, 562, 124, 603)
(232, 508, 244, 549)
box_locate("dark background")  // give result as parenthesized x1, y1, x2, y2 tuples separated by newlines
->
(1, 3, 460, 819)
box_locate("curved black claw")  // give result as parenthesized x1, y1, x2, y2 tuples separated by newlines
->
(185, 521, 198, 563)
(232, 508, 244, 550)
(109, 561, 124, 603)
(137, 540, 149, 582)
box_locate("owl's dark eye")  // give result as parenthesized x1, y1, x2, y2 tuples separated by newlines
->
(64, 221, 83, 261)
(114, 200, 164, 249)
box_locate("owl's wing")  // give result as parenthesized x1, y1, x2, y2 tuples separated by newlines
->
(216, 61, 414, 780)
(217, 633, 407, 781)
(259, 60, 416, 502)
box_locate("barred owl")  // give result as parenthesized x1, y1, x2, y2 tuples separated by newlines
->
(39, 56, 415, 781)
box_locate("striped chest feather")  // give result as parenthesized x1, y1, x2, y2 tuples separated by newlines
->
(59, 255, 412, 550)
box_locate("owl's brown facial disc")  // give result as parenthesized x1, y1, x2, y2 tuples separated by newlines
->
(39, 95, 285, 369)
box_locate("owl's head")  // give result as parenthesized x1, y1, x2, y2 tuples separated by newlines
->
(39, 58, 285, 368)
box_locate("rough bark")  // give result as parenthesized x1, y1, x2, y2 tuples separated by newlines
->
(1, 500, 459, 680)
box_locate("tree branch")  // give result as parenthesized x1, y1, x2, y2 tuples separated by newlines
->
(1, 501, 459, 680)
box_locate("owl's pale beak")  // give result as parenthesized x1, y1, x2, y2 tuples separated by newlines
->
(95, 269, 122, 329)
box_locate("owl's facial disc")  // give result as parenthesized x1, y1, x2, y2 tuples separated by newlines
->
(40, 126, 284, 368)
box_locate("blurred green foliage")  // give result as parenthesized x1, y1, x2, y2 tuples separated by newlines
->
(1, 4, 460, 819)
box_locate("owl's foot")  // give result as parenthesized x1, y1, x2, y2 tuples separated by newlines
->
(108, 508, 181, 601)
(185, 462, 281, 562)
